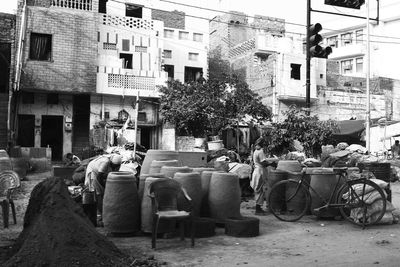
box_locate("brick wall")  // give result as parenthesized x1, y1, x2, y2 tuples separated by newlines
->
(17, 4, 98, 93)
(151, 9, 185, 29)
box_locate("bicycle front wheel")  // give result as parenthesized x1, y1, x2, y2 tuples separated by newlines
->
(337, 179, 387, 227)
(268, 180, 310, 222)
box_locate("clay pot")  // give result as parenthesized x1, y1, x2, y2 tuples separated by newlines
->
(103, 172, 140, 234)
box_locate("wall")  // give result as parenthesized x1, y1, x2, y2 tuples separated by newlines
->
(0, 12, 16, 149)
(18, 92, 73, 154)
(151, 9, 185, 29)
(161, 14, 209, 82)
(90, 95, 158, 128)
(18, 2, 98, 93)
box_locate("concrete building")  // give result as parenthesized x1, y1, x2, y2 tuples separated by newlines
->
(0, 12, 16, 149)
(13, 0, 208, 159)
(322, 2, 400, 80)
(210, 13, 326, 121)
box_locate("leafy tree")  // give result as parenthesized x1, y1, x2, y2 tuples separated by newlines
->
(265, 105, 338, 157)
(159, 76, 271, 138)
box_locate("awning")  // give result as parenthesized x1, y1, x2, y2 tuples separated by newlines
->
(332, 120, 365, 141)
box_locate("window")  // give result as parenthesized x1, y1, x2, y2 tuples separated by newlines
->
(135, 46, 147, 53)
(47, 93, 59, 105)
(120, 53, 132, 69)
(138, 112, 147, 122)
(341, 32, 352, 46)
(356, 57, 363, 73)
(22, 92, 34, 104)
(290, 63, 301, 80)
(179, 31, 189, 40)
(163, 50, 172, 59)
(188, 52, 199, 61)
(164, 29, 174, 38)
(29, 33, 52, 61)
(326, 35, 338, 48)
(164, 65, 174, 81)
(193, 33, 203, 42)
(126, 4, 142, 18)
(0, 42, 11, 93)
(356, 30, 363, 44)
(341, 59, 353, 74)
(184, 67, 202, 83)
(122, 39, 130, 51)
(99, 0, 107, 13)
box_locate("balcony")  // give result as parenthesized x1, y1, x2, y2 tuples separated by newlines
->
(52, 0, 92, 11)
(328, 43, 365, 59)
(100, 14, 156, 31)
(96, 71, 167, 98)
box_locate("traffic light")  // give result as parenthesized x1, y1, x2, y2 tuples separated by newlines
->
(308, 23, 332, 59)
(325, 0, 365, 9)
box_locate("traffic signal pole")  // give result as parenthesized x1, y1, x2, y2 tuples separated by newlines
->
(306, 0, 311, 114)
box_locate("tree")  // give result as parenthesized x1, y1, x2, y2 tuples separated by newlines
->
(159, 76, 271, 138)
(265, 105, 338, 157)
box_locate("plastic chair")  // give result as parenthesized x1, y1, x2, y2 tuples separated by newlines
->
(149, 178, 195, 249)
(0, 170, 20, 228)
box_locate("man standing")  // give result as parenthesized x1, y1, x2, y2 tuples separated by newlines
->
(250, 139, 269, 215)
(391, 140, 400, 158)
(85, 153, 122, 221)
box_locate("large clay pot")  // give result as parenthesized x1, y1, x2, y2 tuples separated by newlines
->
(149, 160, 179, 174)
(141, 150, 180, 175)
(208, 172, 241, 221)
(285, 171, 308, 214)
(138, 173, 166, 202)
(141, 177, 175, 233)
(103, 172, 140, 234)
(191, 167, 215, 175)
(160, 166, 192, 178)
(174, 172, 203, 216)
(309, 168, 343, 218)
(267, 169, 287, 208)
(277, 160, 303, 172)
(200, 170, 221, 217)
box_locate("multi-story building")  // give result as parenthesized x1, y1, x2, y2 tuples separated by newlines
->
(322, 2, 400, 80)
(13, 0, 208, 159)
(0, 12, 16, 149)
(210, 13, 326, 121)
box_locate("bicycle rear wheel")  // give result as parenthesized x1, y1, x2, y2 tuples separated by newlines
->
(268, 180, 310, 222)
(337, 179, 387, 227)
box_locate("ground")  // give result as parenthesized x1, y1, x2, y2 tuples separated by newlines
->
(1, 173, 400, 267)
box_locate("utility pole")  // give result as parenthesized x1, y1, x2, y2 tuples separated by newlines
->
(366, 0, 371, 152)
(305, 0, 311, 115)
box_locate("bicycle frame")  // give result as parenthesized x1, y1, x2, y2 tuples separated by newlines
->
(286, 170, 366, 211)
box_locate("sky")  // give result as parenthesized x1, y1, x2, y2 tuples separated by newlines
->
(1, 0, 399, 35)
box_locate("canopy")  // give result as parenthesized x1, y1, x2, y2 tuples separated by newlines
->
(332, 120, 365, 144)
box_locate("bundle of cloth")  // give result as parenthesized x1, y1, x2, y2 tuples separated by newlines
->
(345, 177, 397, 225)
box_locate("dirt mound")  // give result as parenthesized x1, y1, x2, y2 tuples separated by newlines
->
(5, 177, 131, 267)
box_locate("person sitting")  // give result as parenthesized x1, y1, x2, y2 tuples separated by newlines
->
(84, 154, 122, 223)
(64, 153, 81, 166)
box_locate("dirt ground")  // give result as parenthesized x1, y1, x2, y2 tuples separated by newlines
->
(2, 173, 400, 267)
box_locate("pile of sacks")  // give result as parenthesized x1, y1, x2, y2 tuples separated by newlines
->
(347, 172, 397, 225)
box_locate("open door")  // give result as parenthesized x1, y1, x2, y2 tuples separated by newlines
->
(41, 115, 63, 161)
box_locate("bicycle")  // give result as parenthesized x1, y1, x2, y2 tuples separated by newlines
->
(268, 167, 387, 228)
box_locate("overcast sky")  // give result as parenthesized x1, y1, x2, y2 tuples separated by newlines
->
(1, 0, 398, 35)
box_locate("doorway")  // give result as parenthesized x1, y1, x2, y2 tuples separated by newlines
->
(140, 127, 151, 150)
(41, 115, 63, 160)
(17, 114, 35, 147)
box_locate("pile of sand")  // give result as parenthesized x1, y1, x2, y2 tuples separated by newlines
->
(4, 177, 131, 267)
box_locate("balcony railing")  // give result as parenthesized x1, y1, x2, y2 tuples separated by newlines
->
(100, 14, 154, 31)
(97, 72, 166, 97)
(52, 0, 92, 11)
